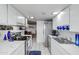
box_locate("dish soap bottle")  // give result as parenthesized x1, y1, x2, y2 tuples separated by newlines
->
(75, 34, 79, 46)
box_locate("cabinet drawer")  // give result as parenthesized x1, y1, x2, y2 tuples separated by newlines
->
(51, 39, 69, 55)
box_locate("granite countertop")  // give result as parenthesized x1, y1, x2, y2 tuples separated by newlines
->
(49, 35, 79, 55)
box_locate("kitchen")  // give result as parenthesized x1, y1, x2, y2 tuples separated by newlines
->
(0, 4, 79, 55)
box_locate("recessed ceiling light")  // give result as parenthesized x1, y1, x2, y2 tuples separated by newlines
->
(53, 12, 59, 15)
(30, 16, 34, 19)
(18, 16, 25, 19)
(57, 12, 64, 19)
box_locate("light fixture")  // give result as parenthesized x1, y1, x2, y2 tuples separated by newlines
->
(58, 12, 64, 19)
(53, 12, 59, 15)
(18, 16, 25, 19)
(30, 16, 34, 19)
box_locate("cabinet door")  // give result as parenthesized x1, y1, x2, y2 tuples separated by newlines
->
(53, 7, 70, 30)
(55, 42, 69, 55)
(70, 5, 79, 32)
(51, 38, 63, 55)
(51, 38, 57, 55)
(0, 5, 7, 25)
(8, 5, 25, 25)
(16, 10, 25, 25)
(51, 38, 69, 55)
(8, 5, 17, 25)
(11, 44, 24, 55)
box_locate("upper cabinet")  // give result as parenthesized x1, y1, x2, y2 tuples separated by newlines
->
(8, 5, 17, 25)
(53, 5, 79, 32)
(0, 5, 7, 25)
(53, 7, 70, 30)
(8, 5, 25, 26)
(0, 4, 27, 29)
(16, 10, 25, 26)
(70, 5, 79, 32)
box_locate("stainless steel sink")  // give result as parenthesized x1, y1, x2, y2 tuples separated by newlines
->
(53, 37, 74, 44)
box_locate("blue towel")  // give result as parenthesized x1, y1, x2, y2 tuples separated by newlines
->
(29, 51, 41, 55)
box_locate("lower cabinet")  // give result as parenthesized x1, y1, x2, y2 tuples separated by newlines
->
(11, 43, 24, 55)
(48, 36, 69, 55)
(11, 38, 32, 55)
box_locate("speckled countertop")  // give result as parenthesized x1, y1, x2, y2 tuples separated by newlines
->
(49, 35, 79, 55)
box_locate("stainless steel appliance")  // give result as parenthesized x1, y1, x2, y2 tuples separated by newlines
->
(51, 30, 59, 36)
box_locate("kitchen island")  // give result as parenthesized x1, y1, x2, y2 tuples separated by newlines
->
(48, 35, 79, 55)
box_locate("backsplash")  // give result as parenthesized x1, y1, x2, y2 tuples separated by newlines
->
(0, 30, 24, 42)
(58, 30, 76, 43)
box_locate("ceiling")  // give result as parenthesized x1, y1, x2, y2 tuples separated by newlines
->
(12, 4, 69, 21)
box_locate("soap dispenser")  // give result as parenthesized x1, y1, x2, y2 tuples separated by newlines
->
(7, 31, 14, 42)
(75, 34, 79, 46)
(3, 34, 7, 41)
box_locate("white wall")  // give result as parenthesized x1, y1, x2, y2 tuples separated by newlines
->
(36, 21, 44, 43)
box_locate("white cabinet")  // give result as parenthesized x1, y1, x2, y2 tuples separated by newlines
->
(8, 5, 17, 25)
(8, 5, 25, 25)
(0, 5, 7, 25)
(53, 5, 79, 32)
(0, 5, 25, 26)
(11, 44, 24, 55)
(70, 5, 79, 32)
(53, 8, 70, 30)
(57, 8, 69, 26)
(48, 36, 69, 55)
(15, 8, 25, 25)
(49, 37, 63, 55)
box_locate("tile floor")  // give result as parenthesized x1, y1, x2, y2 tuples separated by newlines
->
(30, 41, 50, 55)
